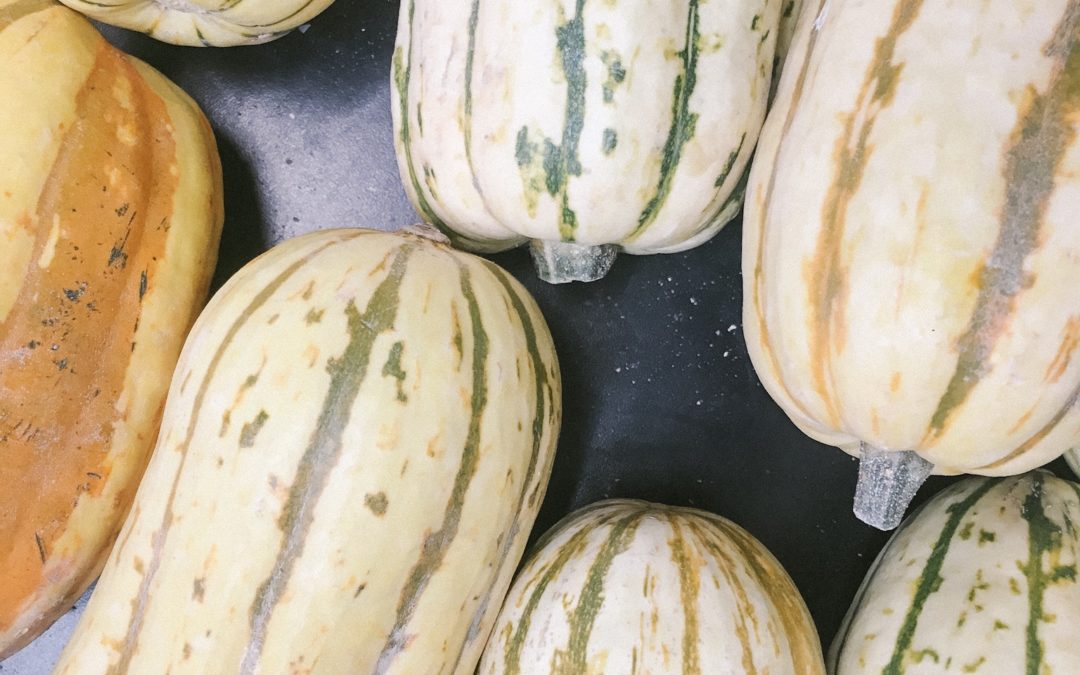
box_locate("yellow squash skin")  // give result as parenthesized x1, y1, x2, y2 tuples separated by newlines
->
(743, 0, 1080, 476)
(479, 500, 825, 675)
(54, 228, 562, 674)
(58, 0, 336, 47)
(0, 0, 223, 658)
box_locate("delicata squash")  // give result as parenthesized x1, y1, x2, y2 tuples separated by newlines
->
(55, 228, 561, 674)
(743, 0, 1080, 529)
(0, 0, 223, 656)
(392, 0, 785, 283)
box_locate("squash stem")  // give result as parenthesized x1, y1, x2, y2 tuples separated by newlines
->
(529, 240, 618, 284)
(853, 444, 933, 531)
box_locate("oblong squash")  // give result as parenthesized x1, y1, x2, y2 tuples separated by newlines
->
(830, 472, 1080, 673)
(0, 0, 223, 657)
(479, 499, 825, 674)
(743, 0, 1080, 528)
(58, 0, 336, 47)
(391, 0, 782, 283)
(54, 228, 562, 674)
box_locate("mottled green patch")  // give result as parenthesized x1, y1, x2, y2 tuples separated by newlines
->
(552, 515, 641, 674)
(531, 0, 588, 240)
(958, 521, 974, 540)
(601, 50, 626, 103)
(912, 648, 939, 664)
(382, 341, 408, 403)
(444, 263, 560, 672)
(751, 14, 761, 30)
(602, 128, 618, 155)
(978, 529, 996, 545)
(629, 0, 702, 240)
(882, 479, 1001, 675)
(967, 569, 989, 604)
(239, 410, 269, 448)
(515, 127, 546, 216)
(502, 513, 618, 674)
(463, 0, 483, 193)
(365, 492, 389, 516)
(1010, 577, 1022, 595)
(1019, 473, 1079, 675)
(993, 619, 1010, 631)
(962, 656, 987, 672)
(714, 133, 747, 187)
(423, 164, 440, 203)
(241, 245, 414, 674)
(304, 308, 324, 325)
(374, 262, 490, 673)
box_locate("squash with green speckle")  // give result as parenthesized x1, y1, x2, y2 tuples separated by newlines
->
(392, 0, 783, 283)
(55, 227, 562, 674)
(479, 499, 825, 674)
(830, 472, 1080, 674)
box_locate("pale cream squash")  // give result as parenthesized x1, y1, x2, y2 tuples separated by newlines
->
(392, 0, 784, 282)
(54, 228, 562, 674)
(479, 500, 825, 675)
(830, 472, 1080, 673)
(743, 0, 1080, 528)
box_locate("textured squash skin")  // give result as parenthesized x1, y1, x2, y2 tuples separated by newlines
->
(830, 472, 1080, 674)
(54, 228, 562, 674)
(479, 499, 825, 675)
(743, 0, 1080, 475)
(0, 0, 223, 657)
(58, 0, 336, 47)
(391, 0, 781, 256)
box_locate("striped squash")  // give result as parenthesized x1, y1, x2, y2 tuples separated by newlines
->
(54, 227, 562, 674)
(829, 472, 1080, 674)
(58, 0, 335, 47)
(391, 0, 782, 283)
(0, 0, 223, 657)
(743, 0, 1080, 529)
(479, 499, 825, 674)
(1068, 449, 1080, 479)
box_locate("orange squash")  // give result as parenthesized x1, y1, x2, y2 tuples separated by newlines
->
(0, 0, 223, 656)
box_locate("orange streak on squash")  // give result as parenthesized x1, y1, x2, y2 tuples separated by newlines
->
(0, 44, 176, 632)
(1045, 315, 1080, 384)
(749, 0, 828, 424)
(806, 0, 924, 427)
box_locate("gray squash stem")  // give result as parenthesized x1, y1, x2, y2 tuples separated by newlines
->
(529, 240, 618, 284)
(853, 444, 933, 531)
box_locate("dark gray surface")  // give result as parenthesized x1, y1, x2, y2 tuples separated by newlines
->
(4, 1, 1072, 671)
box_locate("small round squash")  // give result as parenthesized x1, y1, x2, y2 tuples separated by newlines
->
(479, 499, 825, 674)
